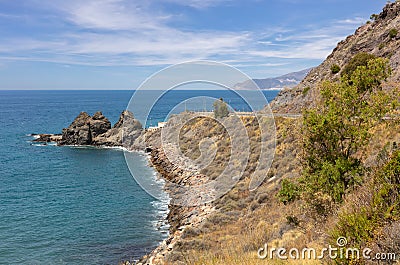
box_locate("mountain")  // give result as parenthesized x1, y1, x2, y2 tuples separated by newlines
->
(271, 1, 400, 113)
(233, 68, 312, 90)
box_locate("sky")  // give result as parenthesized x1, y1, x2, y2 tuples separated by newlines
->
(0, 0, 390, 89)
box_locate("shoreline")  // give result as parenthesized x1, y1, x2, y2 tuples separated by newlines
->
(31, 110, 217, 265)
(29, 134, 172, 265)
(136, 147, 215, 265)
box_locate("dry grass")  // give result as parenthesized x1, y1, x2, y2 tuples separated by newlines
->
(160, 113, 400, 265)
(161, 117, 321, 264)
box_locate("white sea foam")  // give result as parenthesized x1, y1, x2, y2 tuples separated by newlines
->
(149, 168, 170, 233)
(31, 143, 48, 147)
(27, 134, 41, 139)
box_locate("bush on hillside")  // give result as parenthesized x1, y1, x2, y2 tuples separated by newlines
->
(331, 64, 341, 74)
(389, 28, 398, 39)
(341, 52, 376, 79)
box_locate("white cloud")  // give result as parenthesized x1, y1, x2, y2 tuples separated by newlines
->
(0, 0, 367, 67)
(158, 0, 232, 9)
(337, 17, 365, 25)
(47, 0, 165, 30)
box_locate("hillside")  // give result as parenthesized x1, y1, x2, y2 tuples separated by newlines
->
(234, 68, 311, 90)
(132, 3, 400, 265)
(271, 1, 400, 113)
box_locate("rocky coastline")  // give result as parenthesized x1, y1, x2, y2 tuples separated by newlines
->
(34, 111, 213, 265)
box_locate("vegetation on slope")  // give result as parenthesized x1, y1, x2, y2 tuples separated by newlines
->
(163, 54, 399, 265)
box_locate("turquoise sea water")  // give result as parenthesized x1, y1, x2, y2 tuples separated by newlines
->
(0, 90, 278, 265)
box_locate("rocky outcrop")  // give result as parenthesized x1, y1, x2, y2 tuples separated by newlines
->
(32, 134, 62, 143)
(271, 1, 400, 113)
(59, 111, 111, 145)
(93, 110, 143, 147)
(34, 111, 143, 148)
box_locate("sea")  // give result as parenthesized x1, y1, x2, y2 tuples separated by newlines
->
(0, 90, 278, 265)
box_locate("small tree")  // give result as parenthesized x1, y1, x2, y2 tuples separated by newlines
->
(213, 98, 229, 119)
(299, 57, 395, 207)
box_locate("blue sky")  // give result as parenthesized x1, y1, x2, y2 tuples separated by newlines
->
(0, 0, 389, 89)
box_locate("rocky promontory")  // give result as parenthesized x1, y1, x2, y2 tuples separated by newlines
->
(34, 110, 143, 148)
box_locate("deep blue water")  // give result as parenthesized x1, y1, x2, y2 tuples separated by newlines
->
(0, 90, 278, 265)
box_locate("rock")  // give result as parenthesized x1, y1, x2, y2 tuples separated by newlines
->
(59, 111, 111, 145)
(33, 134, 62, 143)
(92, 110, 143, 148)
(60, 112, 93, 145)
(90, 111, 111, 137)
(38, 110, 144, 147)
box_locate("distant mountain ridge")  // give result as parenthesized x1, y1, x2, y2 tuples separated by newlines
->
(234, 68, 312, 90)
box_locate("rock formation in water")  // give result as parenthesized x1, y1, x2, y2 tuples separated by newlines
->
(34, 110, 143, 148)
(59, 111, 111, 145)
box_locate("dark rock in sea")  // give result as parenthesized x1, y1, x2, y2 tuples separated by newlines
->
(58, 110, 143, 148)
(60, 112, 94, 145)
(33, 134, 62, 143)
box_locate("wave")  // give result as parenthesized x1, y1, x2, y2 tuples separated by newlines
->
(30, 142, 57, 147)
(31, 134, 41, 139)
(150, 170, 170, 233)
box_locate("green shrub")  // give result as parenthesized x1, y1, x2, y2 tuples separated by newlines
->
(299, 57, 394, 211)
(341, 52, 376, 78)
(331, 209, 375, 251)
(389, 28, 398, 39)
(331, 64, 341, 74)
(330, 151, 400, 256)
(277, 179, 299, 205)
(302, 86, 311, 96)
(370, 14, 378, 21)
(379, 43, 385, 50)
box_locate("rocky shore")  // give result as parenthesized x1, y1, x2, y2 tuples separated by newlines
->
(136, 147, 214, 265)
(34, 111, 214, 265)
